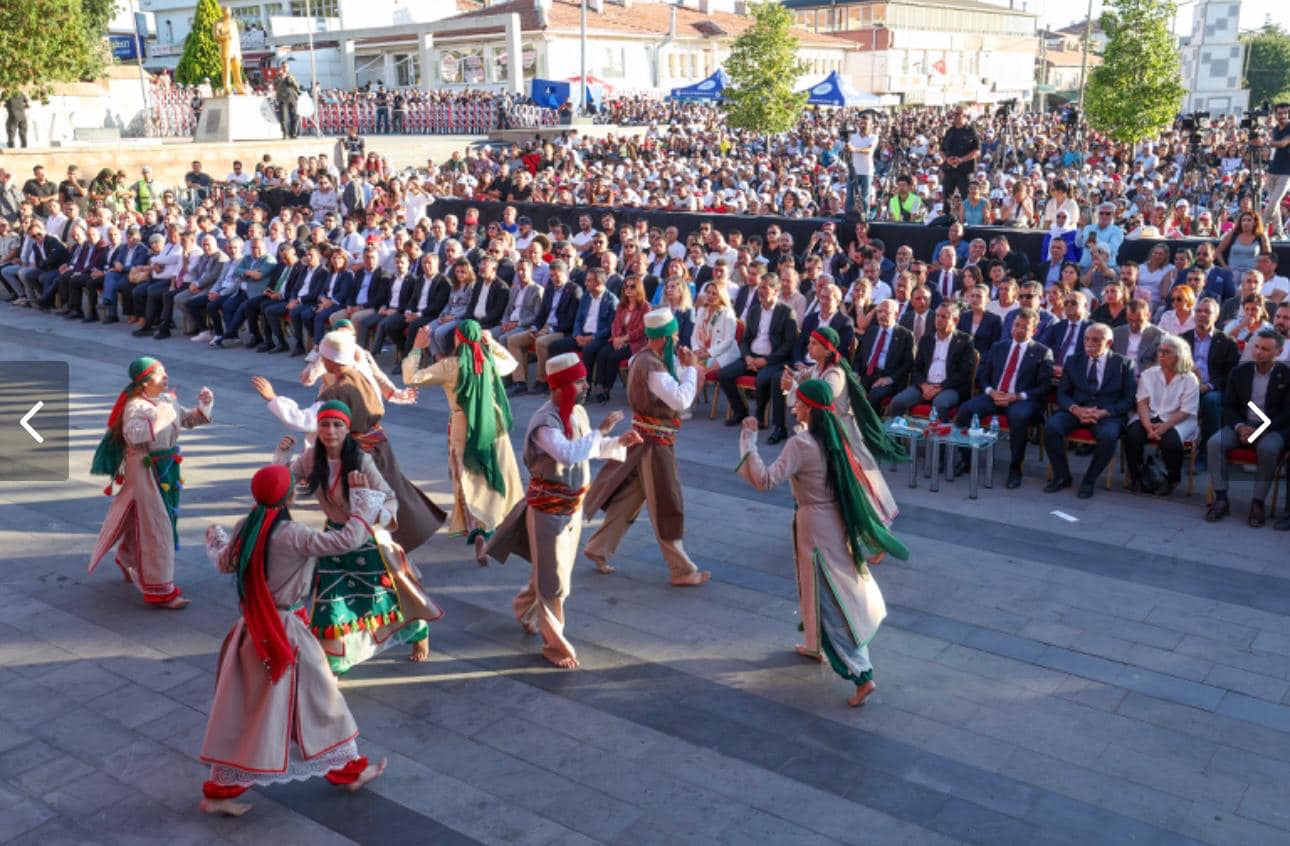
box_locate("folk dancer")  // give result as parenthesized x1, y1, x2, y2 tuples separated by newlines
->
(402, 319, 524, 565)
(88, 357, 212, 609)
(582, 307, 711, 585)
(484, 353, 641, 668)
(199, 464, 387, 816)
(737, 379, 909, 707)
(274, 401, 441, 672)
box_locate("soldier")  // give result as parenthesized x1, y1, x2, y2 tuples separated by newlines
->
(5, 91, 30, 149)
(275, 68, 302, 139)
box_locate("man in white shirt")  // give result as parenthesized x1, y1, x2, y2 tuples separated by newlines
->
(846, 114, 878, 218)
(496, 258, 543, 346)
(1256, 252, 1289, 305)
(1111, 299, 1163, 373)
(570, 214, 598, 254)
(225, 160, 253, 186)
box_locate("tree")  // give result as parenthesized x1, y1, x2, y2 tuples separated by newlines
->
(176, 0, 226, 88)
(722, 1, 808, 136)
(1243, 24, 1290, 106)
(1084, 0, 1184, 143)
(0, 0, 101, 97)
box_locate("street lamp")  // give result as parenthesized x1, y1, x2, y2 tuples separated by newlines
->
(305, 0, 321, 135)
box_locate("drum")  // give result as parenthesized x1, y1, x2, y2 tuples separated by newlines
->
(297, 92, 316, 119)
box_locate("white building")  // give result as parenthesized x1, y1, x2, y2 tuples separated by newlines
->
(1179, 0, 1250, 115)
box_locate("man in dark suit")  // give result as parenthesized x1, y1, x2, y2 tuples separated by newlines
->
(1041, 291, 1092, 381)
(1043, 322, 1136, 498)
(464, 255, 508, 330)
(1031, 237, 1070, 289)
(365, 252, 417, 356)
(794, 282, 853, 366)
(1111, 300, 1163, 374)
(549, 267, 617, 370)
(928, 245, 962, 302)
(886, 301, 978, 419)
(260, 244, 317, 352)
(341, 249, 392, 348)
(16, 223, 67, 305)
(1182, 297, 1241, 450)
(718, 276, 799, 443)
(1205, 330, 1290, 527)
(897, 283, 935, 347)
(855, 299, 915, 406)
(954, 307, 1053, 488)
(401, 256, 453, 358)
(507, 259, 582, 395)
(286, 246, 329, 355)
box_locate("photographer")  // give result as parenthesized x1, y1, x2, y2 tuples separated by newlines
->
(845, 114, 878, 220)
(939, 108, 980, 202)
(1262, 103, 1290, 240)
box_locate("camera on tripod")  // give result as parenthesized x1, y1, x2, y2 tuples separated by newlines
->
(995, 98, 1018, 120)
(1181, 111, 1209, 145)
(1240, 101, 1271, 130)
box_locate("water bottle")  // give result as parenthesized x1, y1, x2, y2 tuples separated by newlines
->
(928, 406, 939, 426)
(989, 415, 1000, 438)
(970, 413, 980, 433)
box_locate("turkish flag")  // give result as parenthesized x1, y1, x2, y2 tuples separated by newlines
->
(933, 58, 947, 75)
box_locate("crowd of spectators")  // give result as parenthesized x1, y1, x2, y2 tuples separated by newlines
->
(3, 126, 1290, 526)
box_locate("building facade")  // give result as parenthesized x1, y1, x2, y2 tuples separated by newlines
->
(1178, 0, 1250, 115)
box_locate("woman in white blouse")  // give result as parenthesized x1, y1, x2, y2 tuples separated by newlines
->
(693, 281, 739, 370)
(1157, 285, 1196, 336)
(1123, 334, 1199, 497)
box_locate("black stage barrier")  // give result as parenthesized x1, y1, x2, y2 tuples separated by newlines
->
(426, 199, 1290, 275)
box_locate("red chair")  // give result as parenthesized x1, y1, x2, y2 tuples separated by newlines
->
(1047, 426, 1116, 490)
(708, 320, 745, 419)
(1206, 446, 1288, 514)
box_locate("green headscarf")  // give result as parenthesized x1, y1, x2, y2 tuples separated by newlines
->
(644, 315, 679, 379)
(796, 378, 909, 566)
(453, 320, 514, 494)
(809, 326, 907, 465)
(91, 356, 162, 480)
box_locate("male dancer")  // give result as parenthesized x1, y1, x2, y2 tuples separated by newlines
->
(485, 353, 640, 667)
(582, 308, 711, 585)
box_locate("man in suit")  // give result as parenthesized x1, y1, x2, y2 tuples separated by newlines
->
(283, 245, 329, 355)
(65, 225, 119, 322)
(16, 222, 68, 306)
(1032, 237, 1070, 289)
(1043, 323, 1137, 498)
(507, 259, 582, 395)
(1182, 297, 1241, 452)
(718, 276, 799, 443)
(211, 236, 277, 348)
(136, 229, 200, 339)
(794, 282, 853, 367)
(1194, 242, 1236, 303)
(365, 251, 417, 356)
(548, 267, 617, 372)
(399, 254, 451, 358)
(1111, 299, 1163, 373)
(954, 307, 1053, 488)
(48, 224, 106, 314)
(1041, 291, 1092, 381)
(898, 284, 935, 346)
(886, 301, 978, 419)
(464, 254, 508, 331)
(929, 245, 961, 303)
(1205, 330, 1290, 527)
(261, 243, 317, 352)
(1004, 281, 1055, 339)
(855, 298, 915, 406)
(336, 248, 391, 347)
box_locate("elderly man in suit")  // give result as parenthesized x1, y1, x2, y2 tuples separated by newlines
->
(1043, 322, 1137, 498)
(886, 301, 978, 419)
(1205, 330, 1290, 527)
(1112, 299, 1163, 373)
(897, 283, 935, 345)
(855, 298, 915, 405)
(507, 259, 582, 395)
(1042, 290, 1092, 381)
(495, 257, 544, 347)
(718, 275, 799, 443)
(794, 282, 853, 367)
(1182, 297, 1242, 455)
(954, 307, 1054, 488)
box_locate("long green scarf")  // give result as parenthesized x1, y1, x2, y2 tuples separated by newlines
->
(797, 379, 909, 567)
(453, 320, 513, 494)
(809, 327, 907, 466)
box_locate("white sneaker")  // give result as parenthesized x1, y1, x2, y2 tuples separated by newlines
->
(192, 330, 213, 343)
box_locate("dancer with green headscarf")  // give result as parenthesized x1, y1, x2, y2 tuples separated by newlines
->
(89, 357, 213, 609)
(736, 378, 908, 708)
(781, 325, 907, 531)
(404, 319, 524, 564)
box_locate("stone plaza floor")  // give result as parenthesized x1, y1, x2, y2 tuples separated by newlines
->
(1, 304, 1289, 845)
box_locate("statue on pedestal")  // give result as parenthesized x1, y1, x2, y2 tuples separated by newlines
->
(212, 7, 247, 96)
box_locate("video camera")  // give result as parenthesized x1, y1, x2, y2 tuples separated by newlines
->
(996, 98, 1019, 120)
(1180, 111, 1209, 145)
(1240, 101, 1271, 130)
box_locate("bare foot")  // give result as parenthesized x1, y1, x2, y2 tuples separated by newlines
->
(408, 640, 429, 662)
(122, 566, 134, 583)
(670, 570, 711, 587)
(848, 680, 876, 708)
(346, 757, 387, 792)
(200, 798, 252, 816)
(794, 644, 822, 661)
(866, 551, 886, 566)
(158, 595, 191, 610)
(519, 619, 538, 635)
(474, 536, 489, 566)
(587, 555, 616, 574)
(543, 649, 579, 669)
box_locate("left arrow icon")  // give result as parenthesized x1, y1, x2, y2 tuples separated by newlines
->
(20, 401, 44, 444)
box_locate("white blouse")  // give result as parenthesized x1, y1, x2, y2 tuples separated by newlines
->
(1132, 365, 1200, 443)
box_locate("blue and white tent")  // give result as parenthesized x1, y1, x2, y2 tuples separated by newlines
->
(800, 71, 883, 108)
(670, 69, 730, 101)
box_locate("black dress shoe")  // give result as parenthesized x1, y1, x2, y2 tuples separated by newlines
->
(725, 414, 745, 427)
(1006, 467, 1023, 489)
(82, 313, 98, 323)
(268, 344, 290, 354)
(1205, 499, 1230, 522)
(290, 347, 307, 357)
(255, 342, 274, 352)
(952, 456, 971, 477)
(64, 310, 83, 320)
(1126, 477, 1142, 494)
(153, 329, 171, 340)
(1077, 479, 1095, 499)
(767, 427, 789, 445)
(1043, 476, 1072, 494)
(101, 315, 118, 325)
(131, 326, 153, 337)
(531, 382, 549, 394)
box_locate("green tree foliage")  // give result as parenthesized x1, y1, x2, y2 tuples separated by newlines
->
(176, 0, 226, 88)
(1243, 24, 1290, 106)
(0, 0, 102, 97)
(1084, 0, 1185, 143)
(722, 1, 808, 136)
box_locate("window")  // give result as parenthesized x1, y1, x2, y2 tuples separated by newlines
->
(394, 54, 418, 87)
(491, 41, 539, 82)
(439, 47, 485, 84)
(231, 5, 262, 29)
(288, 0, 338, 16)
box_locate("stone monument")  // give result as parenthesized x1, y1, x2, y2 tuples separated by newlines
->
(194, 5, 285, 141)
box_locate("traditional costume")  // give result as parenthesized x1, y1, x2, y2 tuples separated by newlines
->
(583, 308, 705, 581)
(275, 400, 439, 675)
(785, 326, 906, 526)
(88, 357, 211, 607)
(484, 354, 627, 667)
(200, 464, 385, 810)
(737, 379, 908, 704)
(266, 331, 446, 552)
(401, 319, 523, 543)
(299, 318, 404, 403)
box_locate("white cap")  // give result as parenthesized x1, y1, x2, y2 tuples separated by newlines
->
(318, 331, 357, 367)
(546, 352, 582, 378)
(644, 307, 675, 331)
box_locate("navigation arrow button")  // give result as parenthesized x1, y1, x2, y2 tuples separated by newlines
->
(20, 401, 44, 444)
(1248, 401, 1271, 443)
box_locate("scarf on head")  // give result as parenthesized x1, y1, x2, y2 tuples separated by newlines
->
(796, 379, 909, 567)
(317, 399, 351, 427)
(230, 465, 297, 683)
(547, 359, 587, 437)
(91, 356, 161, 484)
(809, 327, 907, 465)
(454, 320, 513, 494)
(644, 316, 679, 379)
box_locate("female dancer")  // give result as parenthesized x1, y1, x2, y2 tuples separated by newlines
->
(89, 356, 212, 609)
(737, 378, 908, 707)
(200, 463, 386, 816)
(403, 319, 523, 564)
(274, 400, 438, 673)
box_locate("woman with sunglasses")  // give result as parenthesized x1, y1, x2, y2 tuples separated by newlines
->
(589, 274, 648, 403)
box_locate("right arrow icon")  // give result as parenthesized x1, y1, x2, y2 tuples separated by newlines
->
(1248, 401, 1271, 442)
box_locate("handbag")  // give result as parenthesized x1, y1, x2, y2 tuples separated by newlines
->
(1141, 454, 1167, 494)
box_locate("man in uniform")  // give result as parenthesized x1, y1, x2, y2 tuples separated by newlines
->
(4, 91, 29, 149)
(275, 67, 302, 139)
